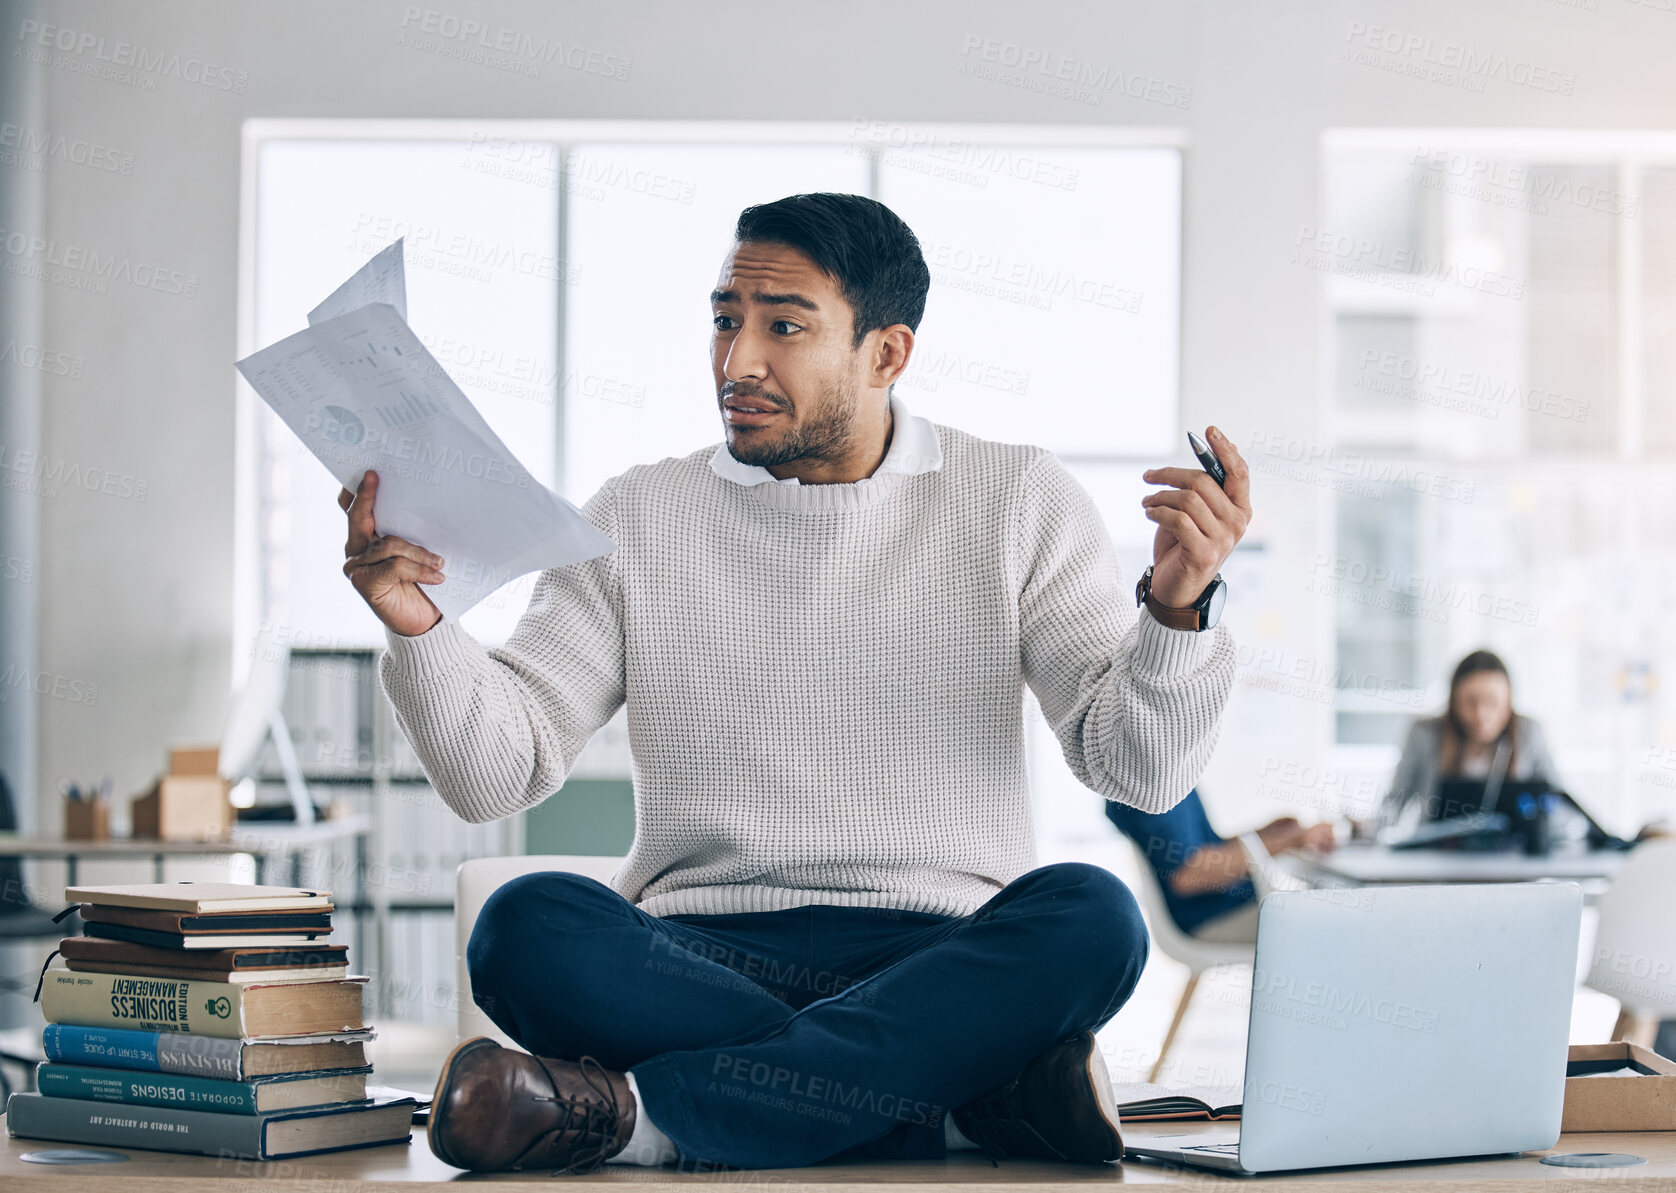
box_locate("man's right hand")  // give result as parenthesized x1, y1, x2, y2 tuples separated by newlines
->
(339, 471, 445, 637)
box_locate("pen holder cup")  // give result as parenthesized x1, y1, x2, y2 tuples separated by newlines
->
(64, 798, 110, 841)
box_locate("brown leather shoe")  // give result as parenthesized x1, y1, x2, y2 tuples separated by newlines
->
(428, 1036, 636, 1173)
(951, 1031, 1124, 1163)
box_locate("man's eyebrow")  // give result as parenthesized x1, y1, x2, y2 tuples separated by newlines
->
(710, 288, 820, 312)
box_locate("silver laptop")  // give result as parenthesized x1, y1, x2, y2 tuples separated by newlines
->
(1126, 882, 1581, 1175)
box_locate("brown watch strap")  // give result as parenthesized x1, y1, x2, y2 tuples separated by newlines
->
(1142, 591, 1202, 632)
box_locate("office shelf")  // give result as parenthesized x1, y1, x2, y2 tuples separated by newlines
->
(250, 648, 520, 1017)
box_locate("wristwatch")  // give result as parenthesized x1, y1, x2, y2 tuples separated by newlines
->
(1135, 565, 1227, 632)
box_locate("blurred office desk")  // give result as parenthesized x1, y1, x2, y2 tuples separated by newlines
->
(1278, 842, 1627, 898)
(1, 1123, 1674, 1189)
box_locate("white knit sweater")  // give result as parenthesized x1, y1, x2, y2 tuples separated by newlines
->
(379, 414, 1237, 918)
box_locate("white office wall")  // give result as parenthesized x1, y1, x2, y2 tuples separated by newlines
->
(10, 0, 1676, 840)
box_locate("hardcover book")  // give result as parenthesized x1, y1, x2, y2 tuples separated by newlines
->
(63, 883, 334, 913)
(40, 969, 366, 1038)
(63, 958, 350, 985)
(60, 936, 347, 971)
(1111, 1082, 1244, 1122)
(59, 936, 348, 983)
(79, 905, 335, 933)
(36, 1062, 370, 1114)
(5, 1090, 415, 1159)
(81, 921, 330, 950)
(42, 1025, 373, 1080)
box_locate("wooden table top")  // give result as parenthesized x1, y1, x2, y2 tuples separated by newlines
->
(1, 1118, 1672, 1190)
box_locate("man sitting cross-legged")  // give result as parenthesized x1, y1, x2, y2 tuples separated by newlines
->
(341, 192, 1249, 1172)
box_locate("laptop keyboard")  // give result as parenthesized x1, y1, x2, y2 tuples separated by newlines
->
(1186, 1143, 1241, 1155)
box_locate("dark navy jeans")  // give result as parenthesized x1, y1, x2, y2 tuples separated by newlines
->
(467, 861, 1148, 1169)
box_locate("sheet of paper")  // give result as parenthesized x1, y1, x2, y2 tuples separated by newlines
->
(236, 242, 616, 622)
(303, 239, 499, 449)
(308, 237, 407, 326)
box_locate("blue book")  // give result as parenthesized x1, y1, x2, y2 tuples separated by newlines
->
(42, 1024, 371, 1081)
(36, 1063, 370, 1115)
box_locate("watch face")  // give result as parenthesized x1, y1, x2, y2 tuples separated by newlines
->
(1201, 578, 1228, 630)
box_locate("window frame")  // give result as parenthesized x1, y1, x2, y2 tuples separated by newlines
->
(1318, 129, 1676, 826)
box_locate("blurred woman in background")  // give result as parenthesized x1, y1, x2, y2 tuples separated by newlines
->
(1376, 648, 1558, 832)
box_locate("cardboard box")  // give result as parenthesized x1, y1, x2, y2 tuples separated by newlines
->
(1562, 1042, 1676, 1132)
(131, 746, 231, 842)
(168, 746, 221, 777)
(63, 799, 109, 841)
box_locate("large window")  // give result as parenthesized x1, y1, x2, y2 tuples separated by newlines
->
(562, 144, 870, 503)
(1316, 133, 1676, 834)
(251, 139, 560, 647)
(239, 121, 1187, 845)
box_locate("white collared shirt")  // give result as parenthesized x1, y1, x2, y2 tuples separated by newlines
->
(708, 393, 943, 488)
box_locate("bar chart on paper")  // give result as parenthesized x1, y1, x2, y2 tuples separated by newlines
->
(373, 390, 440, 428)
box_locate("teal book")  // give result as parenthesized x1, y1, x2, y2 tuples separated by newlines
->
(36, 1062, 370, 1115)
(41, 1024, 372, 1080)
(4, 1091, 415, 1159)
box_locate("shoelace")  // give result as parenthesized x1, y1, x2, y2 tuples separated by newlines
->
(954, 1102, 1006, 1168)
(517, 1054, 623, 1176)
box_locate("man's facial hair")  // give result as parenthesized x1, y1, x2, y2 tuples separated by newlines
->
(726, 377, 857, 469)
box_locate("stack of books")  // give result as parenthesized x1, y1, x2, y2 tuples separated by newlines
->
(5, 882, 416, 1160)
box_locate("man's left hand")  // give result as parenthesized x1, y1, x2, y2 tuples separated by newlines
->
(1140, 425, 1252, 608)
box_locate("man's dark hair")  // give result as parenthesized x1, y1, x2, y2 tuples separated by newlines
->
(733, 193, 931, 349)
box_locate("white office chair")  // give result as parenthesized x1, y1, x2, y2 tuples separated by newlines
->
(453, 855, 626, 1047)
(1583, 837, 1676, 1047)
(1230, 830, 1312, 900)
(1123, 840, 1256, 1082)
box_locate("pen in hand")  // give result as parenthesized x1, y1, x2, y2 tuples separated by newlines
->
(1187, 430, 1227, 489)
